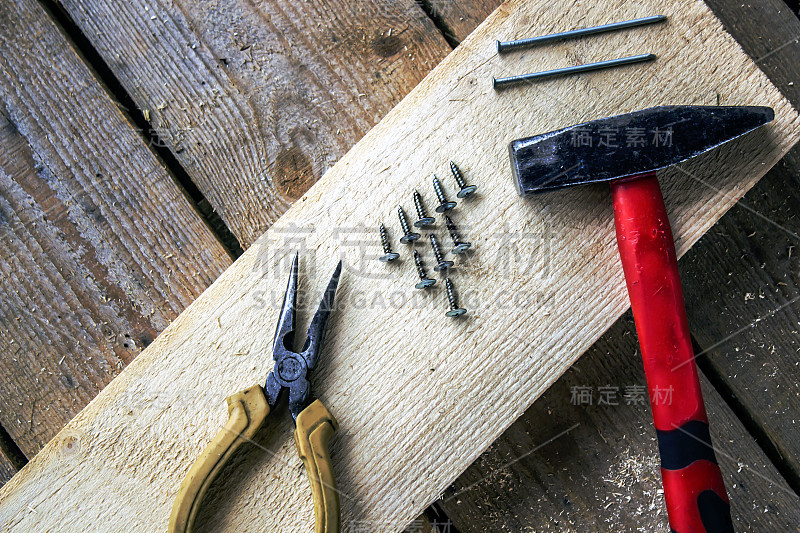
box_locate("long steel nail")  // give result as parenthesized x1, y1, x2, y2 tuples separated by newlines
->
(493, 53, 656, 90)
(496, 15, 667, 53)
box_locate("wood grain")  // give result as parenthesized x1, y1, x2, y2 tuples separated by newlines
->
(682, 149, 800, 481)
(0, 0, 231, 460)
(0, 0, 448, 482)
(439, 315, 800, 532)
(436, 0, 800, 528)
(427, 0, 501, 44)
(57, 0, 451, 247)
(0, 0, 797, 531)
(0, 456, 13, 487)
(681, 0, 800, 487)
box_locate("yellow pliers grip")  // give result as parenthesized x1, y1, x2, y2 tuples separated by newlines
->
(168, 386, 339, 533)
(169, 385, 269, 533)
(294, 399, 340, 533)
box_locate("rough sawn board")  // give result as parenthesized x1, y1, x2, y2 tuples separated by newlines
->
(1, 0, 799, 531)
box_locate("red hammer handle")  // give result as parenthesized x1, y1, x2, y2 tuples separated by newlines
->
(610, 173, 733, 533)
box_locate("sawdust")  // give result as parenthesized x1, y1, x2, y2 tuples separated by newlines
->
(599, 447, 669, 533)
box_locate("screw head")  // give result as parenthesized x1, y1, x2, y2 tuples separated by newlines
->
(452, 243, 472, 254)
(446, 308, 467, 317)
(435, 201, 457, 213)
(415, 278, 436, 289)
(379, 252, 400, 262)
(414, 217, 436, 228)
(400, 232, 421, 244)
(434, 260, 454, 272)
(457, 185, 477, 198)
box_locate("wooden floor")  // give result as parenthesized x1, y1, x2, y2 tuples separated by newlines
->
(0, 0, 799, 530)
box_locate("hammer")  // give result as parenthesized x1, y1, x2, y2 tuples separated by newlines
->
(509, 105, 774, 533)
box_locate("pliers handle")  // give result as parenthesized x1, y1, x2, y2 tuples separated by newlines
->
(168, 385, 339, 533)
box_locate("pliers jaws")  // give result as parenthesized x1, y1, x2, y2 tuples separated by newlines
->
(266, 253, 342, 420)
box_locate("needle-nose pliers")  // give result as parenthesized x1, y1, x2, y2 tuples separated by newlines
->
(169, 253, 342, 533)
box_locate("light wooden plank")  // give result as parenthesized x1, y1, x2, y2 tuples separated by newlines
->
(439, 315, 800, 531)
(58, 0, 452, 247)
(0, 0, 231, 459)
(1, 0, 798, 531)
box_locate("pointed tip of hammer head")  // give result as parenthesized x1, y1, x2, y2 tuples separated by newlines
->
(509, 105, 774, 195)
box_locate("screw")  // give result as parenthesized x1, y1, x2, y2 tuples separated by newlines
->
(378, 223, 400, 262)
(413, 190, 436, 227)
(432, 175, 457, 213)
(397, 205, 421, 243)
(412, 250, 436, 289)
(444, 278, 467, 317)
(429, 233, 454, 272)
(450, 161, 477, 198)
(444, 215, 472, 254)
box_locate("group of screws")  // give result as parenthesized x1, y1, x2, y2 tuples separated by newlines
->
(378, 161, 476, 317)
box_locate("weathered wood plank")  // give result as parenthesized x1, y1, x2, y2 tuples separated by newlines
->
(0, 425, 25, 487)
(0, 453, 14, 487)
(682, 150, 800, 481)
(57, 0, 452, 247)
(0, 0, 231, 460)
(0, 0, 797, 531)
(680, 0, 800, 487)
(0, 0, 447, 485)
(439, 315, 800, 531)
(427, 0, 500, 44)
(436, 0, 800, 528)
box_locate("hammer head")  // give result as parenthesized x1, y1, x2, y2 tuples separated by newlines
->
(510, 105, 774, 195)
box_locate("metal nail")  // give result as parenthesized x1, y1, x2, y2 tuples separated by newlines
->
(444, 215, 471, 254)
(432, 175, 456, 213)
(450, 161, 477, 198)
(413, 190, 436, 227)
(413, 249, 436, 289)
(397, 205, 421, 244)
(430, 233, 454, 272)
(496, 15, 667, 53)
(444, 278, 467, 317)
(378, 223, 400, 262)
(493, 54, 656, 89)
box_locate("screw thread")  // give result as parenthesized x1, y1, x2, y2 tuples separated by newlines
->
(444, 215, 462, 244)
(379, 223, 392, 253)
(413, 249, 428, 280)
(445, 278, 459, 309)
(430, 233, 445, 262)
(413, 190, 429, 219)
(432, 175, 446, 203)
(450, 161, 465, 188)
(397, 205, 411, 234)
